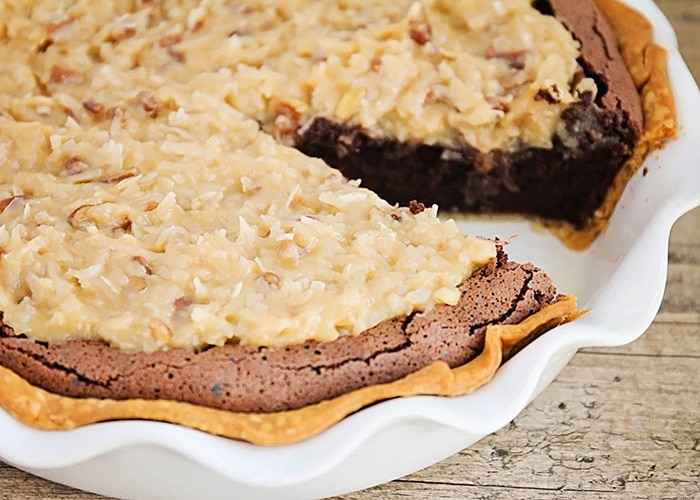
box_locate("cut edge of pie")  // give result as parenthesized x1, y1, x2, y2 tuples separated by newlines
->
(548, 0, 677, 249)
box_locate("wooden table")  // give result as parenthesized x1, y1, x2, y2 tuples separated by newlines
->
(2, 1, 698, 498)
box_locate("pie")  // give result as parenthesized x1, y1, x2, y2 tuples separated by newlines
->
(0, 0, 673, 444)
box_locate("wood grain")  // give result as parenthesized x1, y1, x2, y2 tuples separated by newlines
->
(1, 1, 698, 498)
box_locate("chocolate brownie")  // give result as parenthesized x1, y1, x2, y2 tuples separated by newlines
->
(295, 0, 644, 233)
(0, 253, 557, 413)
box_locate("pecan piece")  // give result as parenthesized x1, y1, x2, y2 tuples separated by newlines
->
(409, 200, 426, 215)
(106, 106, 129, 123)
(173, 296, 194, 313)
(46, 16, 75, 35)
(67, 203, 133, 233)
(82, 100, 104, 114)
(409, 18, 432, 45)
(63, 156, 89, 175)
(134, 91, 159, 117)
(273, 103, 300, 142)
(484, 48, 528, 70)
(0, 196, 30, 213)
(99, 167, 139, 184)
(407, 2, 432, 45)
(109, 21, 137, 42)
(474, 152, 494, 173)
(534, 85, 561, 104)
(67, 204, 98, 229)
(132, 256, 154, 275)
(158, 33, 185, 62)
(50, 65, 83, 84)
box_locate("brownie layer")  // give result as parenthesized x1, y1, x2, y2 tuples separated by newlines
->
(0, 255, 556, 413)
(295, 0, 643, 229)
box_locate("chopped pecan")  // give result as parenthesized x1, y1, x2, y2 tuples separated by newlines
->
(409, 18, 432, 45)
(535, 85, 561, 104)
(99, 167, 139, 184)
(488, 99, 511, 113)
(277, 102, 300, 121)
(49, 65, 83, 84)
(484, 48, 528, 70)
(116, 214, 133, 233)
(173, 296, 194, 315)
(474, 152, 494, 173)
(36, 39, 53, 53)
(273, 103, 300, 142)
(134, 90, 159, 117)
(409, 200, 426, 215)
(158, 33, 181, 48)
(158, 33, 185, 62)
(106, 106, 128, 122)
(0, 196, 29, 213)
(82, 100, 104, 114)
(67, 204, 97, 229)
(109, 21, 137, 42)
(407, 2, 431, 45)
(67, 203, 133, 233)
(46, 16, 75, 35)
(63, 156, 89, 175)
(168, 48, 185, 63)
(273, 115, 297, 141)
(70, 167, 139, 185)
(132, 255, 154, 275)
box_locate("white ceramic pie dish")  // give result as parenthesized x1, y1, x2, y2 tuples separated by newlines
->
(1, 1, 699, 498)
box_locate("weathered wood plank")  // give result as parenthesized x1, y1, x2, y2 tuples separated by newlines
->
(588, 320, 699, 356)
(663, 215, 700, 314)
(0, 464, 102, 500)
(657, 0, 700, 82)
(340, 344, 700, 500)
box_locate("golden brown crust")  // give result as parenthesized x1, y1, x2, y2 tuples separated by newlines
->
(552, 0, 677, 250)
(0, 296, 577, 445)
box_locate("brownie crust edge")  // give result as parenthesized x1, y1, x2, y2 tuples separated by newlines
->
(0, 256, 560, 414)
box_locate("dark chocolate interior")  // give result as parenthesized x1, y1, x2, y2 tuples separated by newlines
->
(294, 0, 643, 228)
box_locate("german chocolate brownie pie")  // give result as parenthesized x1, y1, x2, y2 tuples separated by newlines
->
(0, 0, 673, 445)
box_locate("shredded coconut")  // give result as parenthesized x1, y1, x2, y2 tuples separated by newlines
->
(0, 0, 591, 352)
